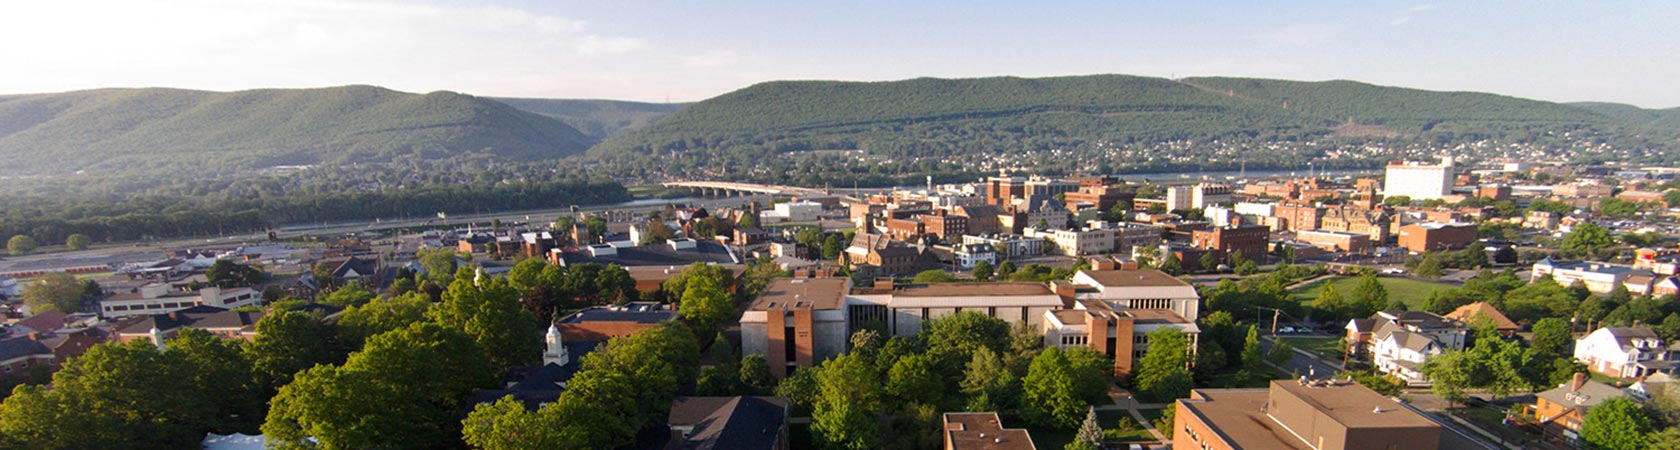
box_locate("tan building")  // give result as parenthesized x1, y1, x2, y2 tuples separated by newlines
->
(1297, 230, 1371, 254)
(1272, 204, 1323, 232)
(1319, 208, 1391, 242)
(739, 278, 853, 378)
(1397, 222, 1477, 253)
(1175, 380, 1446, 450)
(1045, 269, 1202, 377)
(943, 412, 1035, 450)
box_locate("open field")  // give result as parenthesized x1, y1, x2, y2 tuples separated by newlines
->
(1287, 276, 1456, 309)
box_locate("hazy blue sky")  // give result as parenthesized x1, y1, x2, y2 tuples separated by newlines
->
(3, 1, 1675, 107)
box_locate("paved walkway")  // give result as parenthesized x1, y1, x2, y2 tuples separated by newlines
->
(1284, 274, 1338, 291)
(1104, 386, 1169, 444)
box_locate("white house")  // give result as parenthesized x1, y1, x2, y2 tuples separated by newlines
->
(1347, 311, 1468, 385)
(1370, 328, 1443, 385)
(952, 244, 997, 270)
(1574, 327, 1677, 379)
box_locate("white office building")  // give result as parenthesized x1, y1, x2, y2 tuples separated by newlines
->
(1384, 156, 1455, 200)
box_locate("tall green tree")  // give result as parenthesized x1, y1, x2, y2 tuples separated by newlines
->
(245, 309, 343, 391)
(429, 274, 543, 373)
(64, 233, 92, 250)
(266, 322, 495, 449)
(1347, 274, 1389, 317)
(972, 260, 995, 281)
(0, 340, 213, 449)
(1580, 397, 1653, 450)
(170, 328, 265, 434)
(335, 291, 432, 350)
(21, 272, 89, 313)
(960, 346, 1017, 411)
(1561, 222, 1615, 258)
(1530, 317, 1573, 356)
(677, 274, 735, 326)
(1022, 347, 1087, 428)
(1135, 329, 1193, 402)
(887, 354, 945, 407)
(7, 235, 39, 255)
(207, 259, 266, 288)
(813, 354, 884, 450)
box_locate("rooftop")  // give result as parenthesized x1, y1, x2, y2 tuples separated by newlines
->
(667, 396, 790, 450)
(943, 412, 1036, 450)
(1270, 380, 1439, 430)
(1077, 269, 1189, 288)
(749, 278, 849, 311)
(893, 282, 1054, 298)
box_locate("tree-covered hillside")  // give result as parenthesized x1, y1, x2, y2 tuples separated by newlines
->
(588, 74, 1680, 185)
(0, 86, 592, 177)
(491, 97, 687, 141)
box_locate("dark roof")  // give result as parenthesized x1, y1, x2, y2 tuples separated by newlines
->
(332, 257, 379, 279)
(192, 310, 266, 329)
(113, 305, 230, 334)
(560, 308, 676, 325)
(467, 340, 603, 412)
(14, 311, 70, 334)
(667, 396, 789, 450)
(0, 337, 52, 361)
(558, 241, 738, 267)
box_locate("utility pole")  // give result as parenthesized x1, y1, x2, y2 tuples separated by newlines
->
(1272, 308, 1282, 335)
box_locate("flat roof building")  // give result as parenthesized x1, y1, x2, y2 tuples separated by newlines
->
(1176, 380, 1464, 450)
(943, 412, 1036, 450)
(740, 278, 852, 378)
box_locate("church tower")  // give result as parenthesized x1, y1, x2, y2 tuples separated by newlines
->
(543, 324, 569, 367)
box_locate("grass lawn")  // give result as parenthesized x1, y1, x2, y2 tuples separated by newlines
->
(1287, 276, 1456, 309)
(1279, 336, 1344, 362)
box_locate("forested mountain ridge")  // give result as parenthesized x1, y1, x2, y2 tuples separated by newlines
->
(587, 74, 1680, 185)
(0, 86, 592, 177)
(490, 97, 688, 141)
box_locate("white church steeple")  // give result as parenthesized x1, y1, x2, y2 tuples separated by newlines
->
(543, 324, 568, 366)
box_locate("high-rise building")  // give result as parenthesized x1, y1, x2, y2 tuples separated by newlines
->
(1384, 156, 1455, 200)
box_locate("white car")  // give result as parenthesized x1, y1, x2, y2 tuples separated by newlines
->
(1382, 268, 1406, 275)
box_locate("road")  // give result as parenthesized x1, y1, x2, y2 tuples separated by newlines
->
(1259, 335, 1341, 379)
(0, 194, 776, 274)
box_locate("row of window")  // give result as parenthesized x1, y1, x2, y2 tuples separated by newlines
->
(104, 301, 202, 312)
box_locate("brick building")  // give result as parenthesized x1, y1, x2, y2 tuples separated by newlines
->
(1191, 224, 1269, 264)
(1397, 222, 1477, 253)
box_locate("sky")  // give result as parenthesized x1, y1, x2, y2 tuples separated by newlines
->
(2, 1, 1676, 108)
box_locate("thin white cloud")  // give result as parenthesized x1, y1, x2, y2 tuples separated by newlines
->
(1392, 4, 1438, 26)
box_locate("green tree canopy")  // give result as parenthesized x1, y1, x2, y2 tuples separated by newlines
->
(21, 272, 90, 314)
(244, 309, 343, 391)
(335, 291, 432, 350)
(7, 235, 39, 255)
(1580, 397, 1653, 450)
(64, 233, 92, 251)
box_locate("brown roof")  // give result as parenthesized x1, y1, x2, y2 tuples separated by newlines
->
(1270, 380, 1439, 429)
(1443, 302, 1519, 331)
(943, 412, 1036, 450)
(749, 278, 848, 311)
(623, 265, 747, 285)
(894, 282, 1054, 297)
(1177, 390, 1306, 450)
(1123, 308, 1193, 324)
(1051, 310, 1089, 325)
(1078, 269, 1188, 288)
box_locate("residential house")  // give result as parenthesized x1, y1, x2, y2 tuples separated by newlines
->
(666, 396, 790, 450)
(1347, 311, 1468, 384)
(1574, 327, 1677, 379)
(1534, 373, 1632, 433)
(1442, 302, 1519, 337)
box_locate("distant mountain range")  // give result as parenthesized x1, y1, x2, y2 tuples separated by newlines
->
(589, 74, 1679, 162)
(1, 76, 1675, 180)
(0, 86, 655, 177)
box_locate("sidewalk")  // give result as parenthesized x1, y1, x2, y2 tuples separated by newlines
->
(1105, 386, 1168, 444)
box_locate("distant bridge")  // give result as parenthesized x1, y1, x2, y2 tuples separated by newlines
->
(662, 181, 832, 198)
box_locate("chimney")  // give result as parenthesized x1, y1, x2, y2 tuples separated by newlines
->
(1571, 372, 1587, 392)
(27, 332, 39, 341)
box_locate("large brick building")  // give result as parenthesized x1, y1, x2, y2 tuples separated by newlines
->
(1191, 224, 1269, 264)
(1397, 222, 1477, 253)
(1176, 380, 1451, 450)
(739, 278, 852, 378)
